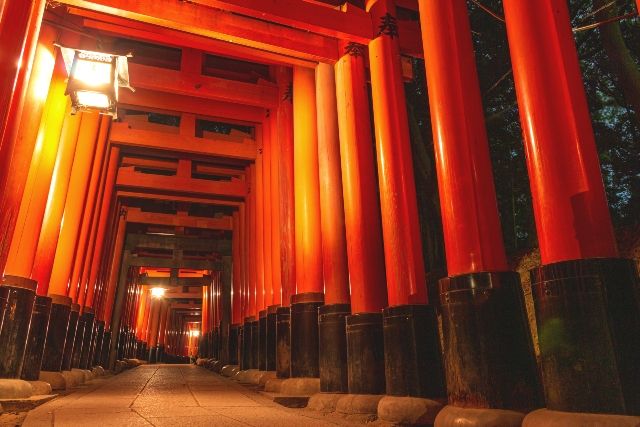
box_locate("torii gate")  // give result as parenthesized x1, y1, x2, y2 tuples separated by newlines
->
(0, 0, 638, 425)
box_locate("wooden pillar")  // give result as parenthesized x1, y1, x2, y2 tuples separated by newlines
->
(418, 0, 540, 411)
(275, 67, 295, 308)
(0, 0, 46, 273)
(503, 0, 640, 415)
(101, 208, 127, 331)
(315, 61, 351, 393)
(262, 118, 273, 309)
(85, 146, 120, 310)
(290, 66, 323, 378)
(4, 42, 66, 282)
(73, 116, 111, 307)
(232, 212, 242, 326)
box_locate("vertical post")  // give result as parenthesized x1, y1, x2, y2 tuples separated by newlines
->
(275, 66, 294, 379)
(417, 0, 541, 419)
(0, 0, 46, 273)
(334, 41, 388, 395)
(291, 66, 324, 379)
(231, 211, 242, 365)
(315, 62, 351, 393)
(368, 0, 446, 399)
(2, 27, 64, 381)
(503, 0, 640, 416)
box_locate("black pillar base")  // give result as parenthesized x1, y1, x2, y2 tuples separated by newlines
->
(92, 321, 105, 367)
(259, 310, 267, 371)
(62, 304, 80, 370)
(101, 330, 111, 367)
(241, 317, 253, 370)
(0, 286, 8, 331)
(0, 276, 37, 378)
(383, 304, 446, 399)
(71, 311, 87, 369)
(290, 293, 323, 378)
(148, 346, 157, 363)
(41, 295, 72, 372)
(266, 305, 278, 371)
(276, 306, 291, 378)
(79, 310, 95, 369)
(531, 258, 640, 415)
(21, 296, 52, 381)
(440, 272, 541, 411)
(346, 312, 385, 395)
(319, 303, 350, 393)
(250, 319, 259, 369)
(229, 324, 239, 365)
(156, 345, 165, 363)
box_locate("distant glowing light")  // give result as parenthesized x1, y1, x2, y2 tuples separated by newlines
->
(75, 91, 110, 109)
(151, 287, 166, 298)
(189, 330, 200, 338)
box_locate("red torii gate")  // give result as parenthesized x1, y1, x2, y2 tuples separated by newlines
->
(0, 0, 638, 424)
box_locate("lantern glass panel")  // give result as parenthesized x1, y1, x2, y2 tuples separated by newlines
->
(75, 91, 111, 109)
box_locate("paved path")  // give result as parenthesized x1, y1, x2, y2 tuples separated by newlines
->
(21, 364, 363, 427)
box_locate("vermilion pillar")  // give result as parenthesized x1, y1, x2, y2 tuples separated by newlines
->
(269, 114, 282, 307)
(418, 0, 540, 415)
(146, 299, 161, 362)
(255, 133, 265, 314)
(334, 43, 388, 315)
(334, 42, 388, 395)
(316, 63, 350, 307)
(4, 52, 67, 281)
(47, 112, 101, 299)
(85, 146, 119, 311)
(290, 66, 323, 379)
(231, 211, 242, 365)
(0, 0, 46, 274)
(102, 208, 127, 332)
(503, 0, 640, 416)
(274, 66, 294, 379)
(367, 0, 441, 398)
(262, 118, 273, 309)
(315, 62, 351, 393)
(31, 112, 82, 295)
(73, 116, 111, 308)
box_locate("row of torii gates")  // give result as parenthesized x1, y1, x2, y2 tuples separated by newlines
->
(1, 0, 639, 424)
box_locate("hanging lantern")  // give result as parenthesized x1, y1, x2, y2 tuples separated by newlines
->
(57, 45, 133, 117)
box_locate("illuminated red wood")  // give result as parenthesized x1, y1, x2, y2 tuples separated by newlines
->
(503, 0, 618, 263)
(247, 165, 257, 317)
(315, 63, 349, 305)
(232, 212, 242, 324)
(275, 67, 295, 306)
(189, 0, 372, 43)
(31, 112, 82, 295)
(116, 191, 242, 208)
(85, 147, 120, 308)
(79, 16, 315, 68)
(269, 110, 282, 306)
(119, 88, 264, 124)
(0, 3, 48, 273)
(262, 120, 273, 307)
(239, 203, 247, 319)
(158, 301, 170, 346)
(335, 43, 388, 313)
(110, 123, 257, 160)
(126, 208, 233, 230)
(293, 66, 323, 296)
(418, 0, 508, 276)
(147, 298, 162, 347)
(47, 112, 101, 299)
(102, 208, 127, 330)
(4, 44, 66, 282)
(58, 0, 339, 62)
(255, 132, 266, 311)
(72, 116, 111, 305)
(367, 0, 427, 306)
(116, 167, 247, 199)
(128, 63, 278, 109)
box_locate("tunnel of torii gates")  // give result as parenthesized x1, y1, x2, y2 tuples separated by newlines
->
(0, 0, 639, 423)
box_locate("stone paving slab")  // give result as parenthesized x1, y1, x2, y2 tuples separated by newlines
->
(20, 364, 369, 427)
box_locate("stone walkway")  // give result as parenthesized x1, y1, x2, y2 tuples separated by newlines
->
(21, 365, 366, 427)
